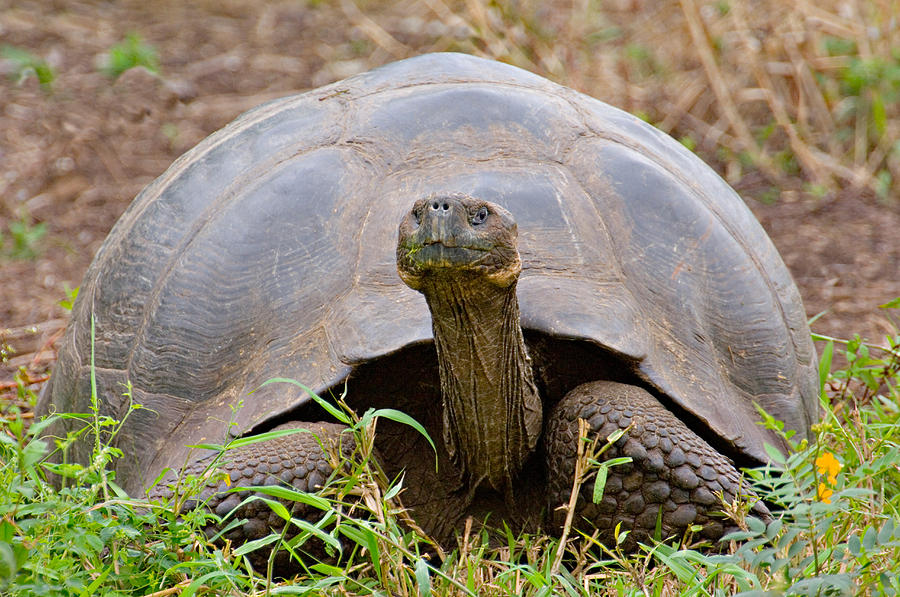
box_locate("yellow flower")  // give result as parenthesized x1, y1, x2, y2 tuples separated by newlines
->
(815, 451, 843, 485)
(817, 482, 834, 504)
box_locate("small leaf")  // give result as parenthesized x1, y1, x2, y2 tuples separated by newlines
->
(80, 565, 112, 596)
(592, 465, 608, 504)
(184, 442, 225, 451)
(258, 496, 291, 521)
(0, 46, 54, 89)
(286, 515, 342, 553)
(787, 540, 805, 559)
(746, 516, 767, 534)
(258, 378, 350, 424)
(183, 571, 241, 597)
(648, 545, 695, 582)
(848, 533, 861, 556)
(58, 285, 79, 310)
(101, 33, 159, 78)
(369, 408, 437, 460)
(0, 542, 18, 582)
(862, 526, 877, 551)
(25, 414, 58, 438)
(226, 426, 314, 449)
(383, 478, 404, 501)
(606, 428, 627, 444)
(721, 530, 757, 542)
(879, 296, 900, 309)
(414, 557, 432, 596)
(765, 518, 783, 540)
(231, 533, 281, 557)
(788, 574, 853, 596)
(818, 340, 833, 398)
(0, 522, 14, 543)
(871, 90, 887, 136)
(340, 525, 382, 582)
(776, 526, 802, 550)
(877, 517, 895, 544)
(234, 485, 330, 511)
(310, 563, 344, 576)
(590, 456, 632, 469)
(763, 443, 787, 465)
(71, 531, 104, 556)
(613, 521, 629, 545)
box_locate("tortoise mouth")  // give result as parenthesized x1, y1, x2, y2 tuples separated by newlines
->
(410, 241, 491, 266)
(398, 241, 495, 288)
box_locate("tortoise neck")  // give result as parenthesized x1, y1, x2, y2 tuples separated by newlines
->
(421, 277, 542, 495)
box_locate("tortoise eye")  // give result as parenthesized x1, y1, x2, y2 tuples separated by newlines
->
(471, 206, 488, 225)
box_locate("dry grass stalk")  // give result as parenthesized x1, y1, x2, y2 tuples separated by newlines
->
(549, 417, 600, 576)
(678, 0, 779, 180)
(353, 0, 899, 200)
(342, 0, 409, 59)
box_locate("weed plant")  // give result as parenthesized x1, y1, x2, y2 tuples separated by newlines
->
(0, 210, 46, 260)
(2, 309, 899, 595)
(100, 33, 160, 79)
(0, 45, 55, 91)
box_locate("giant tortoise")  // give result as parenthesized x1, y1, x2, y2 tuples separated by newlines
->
(38, 52, 818, 550)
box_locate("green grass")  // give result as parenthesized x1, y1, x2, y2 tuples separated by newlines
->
(1, 45, 55, 91)
(2, 315, 899, 595)
(0, 210, 46, 260)
(100, 33, 160, 79)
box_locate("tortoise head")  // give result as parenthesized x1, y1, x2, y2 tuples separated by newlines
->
(397, 193, 521, 290)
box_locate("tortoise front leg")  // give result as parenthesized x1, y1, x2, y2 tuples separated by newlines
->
(149, 421, 352, 561)
(543, 381, 769, 549)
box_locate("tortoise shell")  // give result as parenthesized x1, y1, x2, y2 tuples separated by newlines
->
(39, 53, 818, 494)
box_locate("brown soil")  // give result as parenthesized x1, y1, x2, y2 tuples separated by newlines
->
(2, 1, 898, 399)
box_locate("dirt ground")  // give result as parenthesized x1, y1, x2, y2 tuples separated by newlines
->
(2, 1, 898, 398)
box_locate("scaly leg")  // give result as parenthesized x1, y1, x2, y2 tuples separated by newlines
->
(544, 381, 769, 549)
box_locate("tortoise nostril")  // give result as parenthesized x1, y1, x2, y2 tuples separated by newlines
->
(429, 199, 452, 212)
